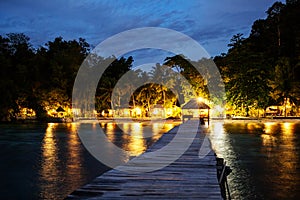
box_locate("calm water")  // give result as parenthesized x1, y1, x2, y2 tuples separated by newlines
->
(0, 121, 177, 200)
(208, 121, 300, 200)
(1, 121, 300, 200)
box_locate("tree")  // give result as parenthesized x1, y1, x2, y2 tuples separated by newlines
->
(164, 55, 208, 102)
(269, 57, 299, 116)
(32, 37, 90, 119)
(0, 33, 35, 120)
(217, 34, 272, 116)
(0, 35, 15, 120)
(96, 56, 134, 112)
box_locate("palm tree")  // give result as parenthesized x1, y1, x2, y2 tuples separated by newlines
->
(269, 58, 299, 116)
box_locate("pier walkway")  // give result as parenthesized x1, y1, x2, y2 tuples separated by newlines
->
(67, 120, 222, 199)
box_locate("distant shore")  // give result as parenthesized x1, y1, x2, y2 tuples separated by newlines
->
(74, 117, 183, 124)
(2, 116, 300, 124)
(73, 117, 300, 125)
(217, 117, 300, 124)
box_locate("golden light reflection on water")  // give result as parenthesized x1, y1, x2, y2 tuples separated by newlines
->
(37, 121, 178, 199)
(260, 134, 276, 149)
(41, 123, 58, 170)
(281, 122, 294, 136)
(261, 122, 278, 152)
(261, 122, 296, 150)
(105, 123, 116, 142)
(152, 123, 161, 135)
(107, 122, 179, 157)
(40, 123, 84, 199)
(246, 122, 262, 132)
(208, 121, 232, 159)
(163, 123, 175, 131)
(151, 123, 168, 140)
(122, 123, 146, 156)
(209, 121, 300, 199)
(132, 123, 144, 138)
(261, 122, 298, 198)
(277, 122, 297, 194)
(65, 123, 83, 184)
(263, 122, 277, 134)
(40, 123, 59, 199)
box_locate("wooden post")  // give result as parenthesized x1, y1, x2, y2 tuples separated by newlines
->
(208, 109, 210, 125)
(216, 157, 232, 200)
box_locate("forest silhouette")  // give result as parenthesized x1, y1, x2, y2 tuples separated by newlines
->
(0, 1, 299, 121)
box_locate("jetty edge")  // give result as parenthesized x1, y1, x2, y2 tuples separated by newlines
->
(66, 120, 222, 199)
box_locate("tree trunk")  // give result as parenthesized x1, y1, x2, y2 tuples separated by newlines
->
(284, 97, 287, 117)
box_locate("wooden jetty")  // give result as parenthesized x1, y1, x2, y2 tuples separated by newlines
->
(66, 120, 222, 199)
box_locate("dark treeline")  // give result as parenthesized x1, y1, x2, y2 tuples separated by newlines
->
(0, 1, 300, 121)
(0, 33, 139, 121)
(0, 34, 90, 120)
(214, 0, 300, 116)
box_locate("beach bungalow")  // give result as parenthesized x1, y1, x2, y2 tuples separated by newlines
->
(150, 104, 165, 118)
(56, 106, 66, 118)
(182, 98, 210, 124)
(114, 106, 133, 118)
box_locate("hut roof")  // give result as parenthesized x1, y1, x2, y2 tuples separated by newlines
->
(182, 98, 210, 109)
(56, 106, 66, 112)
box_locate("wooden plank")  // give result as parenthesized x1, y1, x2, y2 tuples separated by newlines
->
(66, 120, 222, 199)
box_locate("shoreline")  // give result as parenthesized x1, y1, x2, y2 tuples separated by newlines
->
(222, 118, 300, 123)
(2, 117, 300, 125)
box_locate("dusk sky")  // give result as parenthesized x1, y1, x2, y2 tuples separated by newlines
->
(0, 0, 283, 62)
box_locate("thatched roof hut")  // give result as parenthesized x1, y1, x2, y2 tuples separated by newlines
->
(182, 98, 210, 109)
(56, 106, 66, 112)
(182, 98, 210, 124)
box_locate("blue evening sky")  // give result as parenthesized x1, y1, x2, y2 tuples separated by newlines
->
(0, 0, 283, 65)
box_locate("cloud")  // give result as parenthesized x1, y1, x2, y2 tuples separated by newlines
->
(0, 0, 283, 57)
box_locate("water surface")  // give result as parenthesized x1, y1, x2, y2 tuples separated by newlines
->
(2, 120, 299, 199)
(0, 121, 177, 200)
(208, 120, 300, 200)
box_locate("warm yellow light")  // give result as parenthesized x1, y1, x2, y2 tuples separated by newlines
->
(153, 109, 159, 115)
(122, 123, 145, 156)
(166, 108, 172, 116)
(163, 123, 174, 130)
(134, 107, 142, 116)
(47, 109, 56, 117)
(264, 122, 276, 134)
(126, 136, 145, 156)
(281, 122, 294, 135)
(124, 109, 129, 116)
(40, 123, 59, 199)
(197, 97, 204, 102)
(107, 123, 115, 132)
(123, 123, 130, 133)
(106, 123, 115, 142)
(152, 123, 163, 135)
(132, 122, 142, 134)
(261, 134, 276, 147)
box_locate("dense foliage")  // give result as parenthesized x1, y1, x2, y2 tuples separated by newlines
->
(0, 1, 299, 121)
(0, 34, 91, 120)
(214, 0, 300, 116)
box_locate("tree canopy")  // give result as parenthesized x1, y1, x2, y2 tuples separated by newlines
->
(1, 1, 300, 120)
(214, 0, 300, 116)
